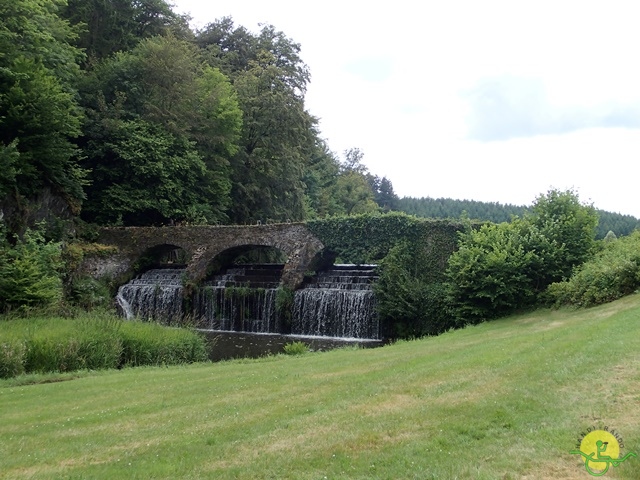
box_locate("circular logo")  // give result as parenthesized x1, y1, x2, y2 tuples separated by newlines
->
(571, 427, 636, 476)
(578, 430, 621, 475)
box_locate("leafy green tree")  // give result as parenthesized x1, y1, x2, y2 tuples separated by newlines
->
(446, 219, 548, 322)
(79, 35, 242, 225)
(302, 141, 345, 218)
(81, 118, 219, 225)
(0, 223, 63, 311)
(337, 150, 379, 215)
(196, 17, 259, 74)
(197, 20, 318, 223)
(446, 189, 598, 323)
(528, 189, 598, 284)
(368, 175, 398, 211)
(62, 0, 189, 60)
(227, 49, 314, 222)
(0, 0, 85, 211)
(334, 172, 378, 215)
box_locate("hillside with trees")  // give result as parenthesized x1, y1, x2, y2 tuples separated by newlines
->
(1, 0, 399, 233)
(396, 196, 640, 239)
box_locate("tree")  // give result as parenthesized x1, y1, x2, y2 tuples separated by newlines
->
(227, 44, 314, 221)
(341, 148, 368, 174)
(62, 0, 190, 60)
(528, 188, 598, 284)
(334, 172, 378, 215)
(302, 140, 345, 218)
(81, 119, 219, 225)
(368, 175, 398, 211)
(446, 189, 598, 323)
(0, 223, 63, 311)
(0, 0, 85, 212)
(446, 219, 548, 322)
(79, 35, 242, 225)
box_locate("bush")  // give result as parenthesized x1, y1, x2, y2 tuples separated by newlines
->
(546, 230, 640, 307)
(375, 241, 457, 338)
(283, 341, 309, 355)
(0, 224, 63, 312)
(446, 219, 545, 323)
(67, 277, 112, 310)
(446, 189, 598, 323)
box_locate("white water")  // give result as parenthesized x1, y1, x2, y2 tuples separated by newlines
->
(116, 264, 380, 339)
(116, 268, 184, 322)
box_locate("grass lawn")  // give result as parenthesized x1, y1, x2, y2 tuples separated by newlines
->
(2, 295, 640, 479)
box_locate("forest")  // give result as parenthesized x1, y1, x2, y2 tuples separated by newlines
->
(1, 0, 397, 234)
(2, 0, 638, 237)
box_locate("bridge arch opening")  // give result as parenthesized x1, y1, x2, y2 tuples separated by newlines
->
(205, 244, 289, 279)
(135, 244, 190, 273)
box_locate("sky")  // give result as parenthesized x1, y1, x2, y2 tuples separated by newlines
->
(172, 0, 640, 217)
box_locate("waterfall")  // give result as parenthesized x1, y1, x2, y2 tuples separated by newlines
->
(292, 265, 379, 339)
(116, 268, 184, 323)
(193, 286, 279, 333)
(192, 265, 282, 333)
(116, 264, 379, 340)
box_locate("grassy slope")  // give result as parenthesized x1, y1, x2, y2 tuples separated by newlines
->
(2, 296, 640, 479)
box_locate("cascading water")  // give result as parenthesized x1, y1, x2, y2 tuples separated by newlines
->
(116, 264, 379, 340)
(116, 268, 184, 322)
(192, 265, 282, 333)
(292, 265, 379, 339)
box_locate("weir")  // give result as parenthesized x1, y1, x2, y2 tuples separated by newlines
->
(292, 265, 379, 339)
(116, 264, 380, 340)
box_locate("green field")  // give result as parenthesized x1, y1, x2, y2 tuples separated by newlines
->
(2, 295, 640, 479)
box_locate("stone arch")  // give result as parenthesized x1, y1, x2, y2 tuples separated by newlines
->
(136, 243, 192, 269)
(201, 243, 289, 279)
(97, 224, 325, 290)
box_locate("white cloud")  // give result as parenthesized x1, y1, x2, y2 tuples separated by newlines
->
(465, 75, 640, 141)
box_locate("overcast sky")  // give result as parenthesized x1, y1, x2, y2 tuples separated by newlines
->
(173, 0, 640, 217)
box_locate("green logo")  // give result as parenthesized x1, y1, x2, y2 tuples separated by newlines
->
(570, 427, 637, 476)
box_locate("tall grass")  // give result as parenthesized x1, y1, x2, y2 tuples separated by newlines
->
(0, 312, 208, 378)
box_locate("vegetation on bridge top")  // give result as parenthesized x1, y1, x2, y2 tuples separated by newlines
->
(307, 212, 462, 268)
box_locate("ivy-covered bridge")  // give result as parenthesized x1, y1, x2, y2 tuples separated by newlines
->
(87, 214, 463, 289)
(95, 223, 325, 289)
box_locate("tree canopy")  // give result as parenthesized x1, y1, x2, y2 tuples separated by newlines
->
(0, 0, 85, 215)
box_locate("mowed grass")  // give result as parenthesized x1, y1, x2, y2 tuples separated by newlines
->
(2, 296, 640, 479)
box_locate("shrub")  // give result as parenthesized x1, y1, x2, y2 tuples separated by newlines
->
(529, 189, 598, 284)
(446, 219, 546, 323)
(546, 230, 640, 307)
(375, 241, 456, 338)
(283, 341, 309, 355)
(0, 224, 63, 312)
(446, 189, 599, 323)
(67, 277, 112, 310)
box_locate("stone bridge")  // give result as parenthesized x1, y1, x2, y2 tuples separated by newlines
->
(94, 223, 326, 289)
